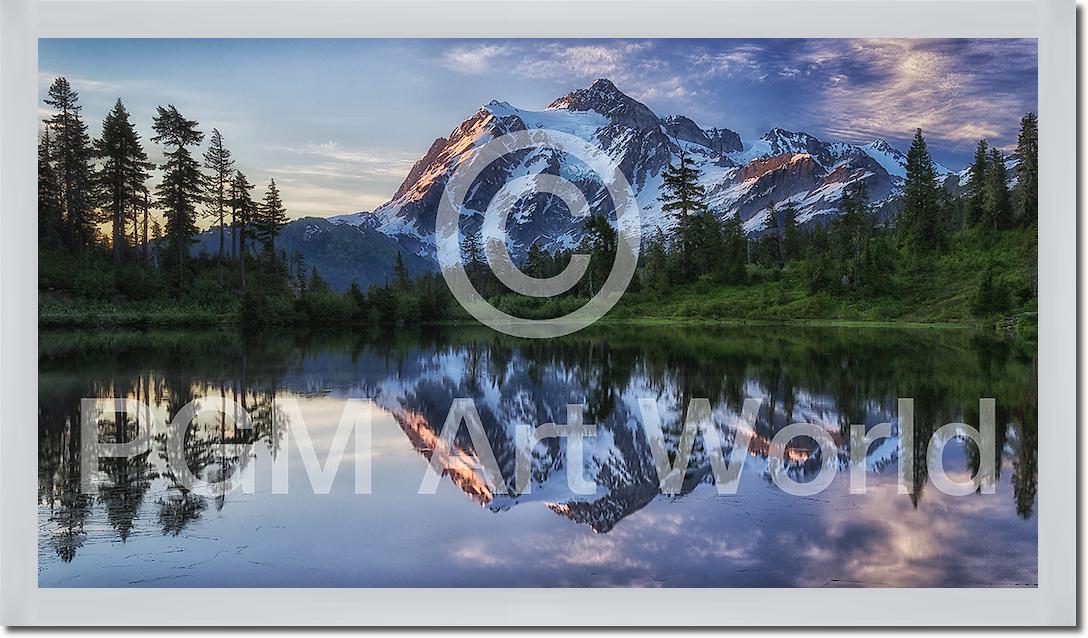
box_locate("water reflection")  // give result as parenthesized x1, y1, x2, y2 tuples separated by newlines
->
(38, 326, 1037, 587)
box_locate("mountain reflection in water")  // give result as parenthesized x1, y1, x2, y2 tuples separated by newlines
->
(38, 325, 1037, 587)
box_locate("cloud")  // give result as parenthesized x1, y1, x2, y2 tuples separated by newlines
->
(441, 44, 513, 75)
(273, 141, 418, 179)
(803, 39, 1037, 146)
(263, 141, 422, 217)
(688, 43, 768, 80)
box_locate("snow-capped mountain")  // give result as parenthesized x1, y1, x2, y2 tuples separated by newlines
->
(341, 78, 961, 263)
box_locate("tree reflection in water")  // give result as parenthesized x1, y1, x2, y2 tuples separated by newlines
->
(37, 325, 1037, 584)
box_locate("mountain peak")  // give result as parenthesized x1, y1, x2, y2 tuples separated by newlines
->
(589, 77, 619, 92)
(866, 138, 896, 153)
(546, 78, 657, 129)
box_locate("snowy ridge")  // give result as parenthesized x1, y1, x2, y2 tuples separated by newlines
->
(335, 78, 964, 262)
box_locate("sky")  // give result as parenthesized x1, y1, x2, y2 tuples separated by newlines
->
(39, 38, 1037, 221)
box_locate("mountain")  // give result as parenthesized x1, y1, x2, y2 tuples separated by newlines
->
(349, 78, 963, 263)
(191, 216, 433, 291)
(197, 79, 977, 291)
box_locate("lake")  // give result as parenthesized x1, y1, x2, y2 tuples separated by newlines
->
(38, 324, 1037, 587)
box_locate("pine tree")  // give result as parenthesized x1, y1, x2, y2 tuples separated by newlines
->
(202, 128, 234, 266)
(150, 217, 163, 264)
(780, 202, 802, 262)
(580, 213, 618, 296)
(461, 228, 484, 272)
(964, 139, 990, 227)
(525, 241, 548, 278)
(37, 130, 65, 249)
(660, 146, 709, 282)
(900, 128, 943, 251)
(985, 148, 1011, 230)
(151, 105, 205, 278)
(1015, 112, 1038, 225)
(293, 250, 307, 292)
(254, 178, 288, 253)
(229, 170, 256, 293)
(831, 184, 871, 289)
(638, 229, 668, 293)
(309, 265, 328, 292)
(44, 77, 98, 249)
(691, 210, 725, 276)
(95, 99, 150, 264)
(393, 251, 409, 288)
(720, 214, 747, 284)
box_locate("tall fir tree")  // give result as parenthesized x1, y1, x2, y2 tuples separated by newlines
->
(1015, 112, 1038, 225)
(660, 145, 709, 282)
(639, 229, 670, 293)
(151, 105, 205, 278)
(37, 130, 65, 249)
(900, 128, 943, 251)
(985, 148, 1012, 230)
(254, 178, 288, 253)
(580, 213, 618, 296)
(780, 202, 802, 262)
(525, 241, 548, 278)
(229, 170, 257, 293)
(719, 213, 747, 284)
(44, 77, 98, 249)
(830, 184, 871, 289)
(202, 128, 234, 266)
(393, 251, 410, 289)
(95, 99, 150, 264)
(461, 228, 484, 271)
(964, 139, 990, 227)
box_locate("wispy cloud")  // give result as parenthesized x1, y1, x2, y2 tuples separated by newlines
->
(272, 141, 419, 179)
(803, 39, 1037, 146)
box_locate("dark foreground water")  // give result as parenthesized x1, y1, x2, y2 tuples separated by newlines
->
(38, 325, 1037, 587)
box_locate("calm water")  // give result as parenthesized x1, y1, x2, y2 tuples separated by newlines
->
(38, 325, 1037, 587)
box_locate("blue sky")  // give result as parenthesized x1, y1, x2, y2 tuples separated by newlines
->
(39, 38, 1037, 220)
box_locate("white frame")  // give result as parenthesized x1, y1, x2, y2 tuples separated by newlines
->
(0, 0, 1075, 626)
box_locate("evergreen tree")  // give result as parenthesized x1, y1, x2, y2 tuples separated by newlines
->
(639, 229, 669, 293)
(830, 185, 871, 289)
(964, 139, 990, 227)
(985, 148, 1011, 229)
(900, 128, 943, 251)
(525, 241, 548, 278)
(254, 178, 288, 253)
(719, 214, 747, 284)
(202, 128, 234, 265)
(309, 265, 328, 293)
(1015, 112, 1038, 225)
(95, 99, 150, 264)
(692, 211, 726, 275)
(292, 250, 307, 292)
(660, 146, 709, 282)
(151, 105, 205, 278)
(393, 251, 410, 289)
(780, 202, 802, 262)
(44, 77, 98, 249)
(580, 213, 617, 296)
(229, 170, 257, 293)
(37, 130, 65, 249)
(461, 228, 484, 271)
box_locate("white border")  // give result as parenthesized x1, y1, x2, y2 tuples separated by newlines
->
(0, 0, 1075, 626)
